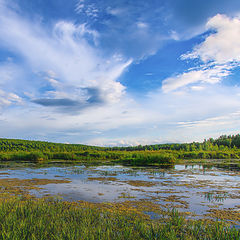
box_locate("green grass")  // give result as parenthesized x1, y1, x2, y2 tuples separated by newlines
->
(1, 149, 240, 167)
(0, 198, 239, 240)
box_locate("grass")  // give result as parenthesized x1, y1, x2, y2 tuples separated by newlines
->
(0, 198, 239, 240)
(0, 150, 240, 167)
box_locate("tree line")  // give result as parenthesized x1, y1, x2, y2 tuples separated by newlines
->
(0, 134, 240, 165)
(1, 134, 240, 152)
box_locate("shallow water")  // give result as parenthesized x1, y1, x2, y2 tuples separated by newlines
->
(0, 162, 240, 223)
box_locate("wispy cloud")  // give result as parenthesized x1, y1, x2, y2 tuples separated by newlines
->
(0, 89, 22, 107)
(0, 0, 132, 114)
(74, 0, 173, 59)
(75, 0, 85, 14)
(162, 63, 234, 92)
(75, 1, 98, 18)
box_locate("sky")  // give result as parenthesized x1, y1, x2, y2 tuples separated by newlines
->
(1, 0, 240, 146)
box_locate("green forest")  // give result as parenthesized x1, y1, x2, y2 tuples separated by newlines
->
(0, 134, 240, 165)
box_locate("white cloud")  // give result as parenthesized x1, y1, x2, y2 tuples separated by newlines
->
(183, 14, 240, 64)
(0, 62, 23, 86)
(162, 14, 240, 92)
(106, 7, 124, 16)
(75, 0, 99, 18)
(177, 111, 240, 129)
(137, 22, 148, 29)
(175, 111, 240, 141)
(0, 1, 132, 109)
(162, 64, 233, 92)
(75, 0, 85, 14)
(190, 86, 205, 91)
(87, 137, 165, 147)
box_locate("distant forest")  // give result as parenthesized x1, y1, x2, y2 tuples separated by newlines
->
(0, 134, 240, 164)
(0, 134, 239, 152)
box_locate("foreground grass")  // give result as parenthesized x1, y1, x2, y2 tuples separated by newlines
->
(0, 198, 239, 240)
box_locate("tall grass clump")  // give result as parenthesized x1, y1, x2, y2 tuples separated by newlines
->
(0, 152, 47, 162)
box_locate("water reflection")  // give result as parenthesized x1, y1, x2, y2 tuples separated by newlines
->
(0, 162, 239, 220)
(204, 191, 229, 203)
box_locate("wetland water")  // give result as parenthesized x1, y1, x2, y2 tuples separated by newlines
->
(0, 162, 240, 224)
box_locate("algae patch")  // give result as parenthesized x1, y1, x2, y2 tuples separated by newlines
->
(0, 178, 71, 198)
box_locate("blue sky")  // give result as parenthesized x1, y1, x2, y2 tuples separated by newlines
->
(1, 0, 240, 146)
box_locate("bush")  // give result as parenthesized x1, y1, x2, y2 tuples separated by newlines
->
(126, 152, 176, 166)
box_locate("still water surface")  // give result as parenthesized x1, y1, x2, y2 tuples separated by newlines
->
(0, 162, 240, 220)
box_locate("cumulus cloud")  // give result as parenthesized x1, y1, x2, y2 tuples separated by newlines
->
(185, 14, 240, 64)
(162, 14, 240, 92)
(182, 14, 240, 63)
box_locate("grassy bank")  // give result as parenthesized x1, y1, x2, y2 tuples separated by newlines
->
(0, 198, 239, 240)
(1, 135, 240, 166)
(1, 150, 240, 166)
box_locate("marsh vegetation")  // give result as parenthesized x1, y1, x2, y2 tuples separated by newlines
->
(0, 135, 240, 239)
(0, 197, 239, 240)
(1, 134, 240, 166)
